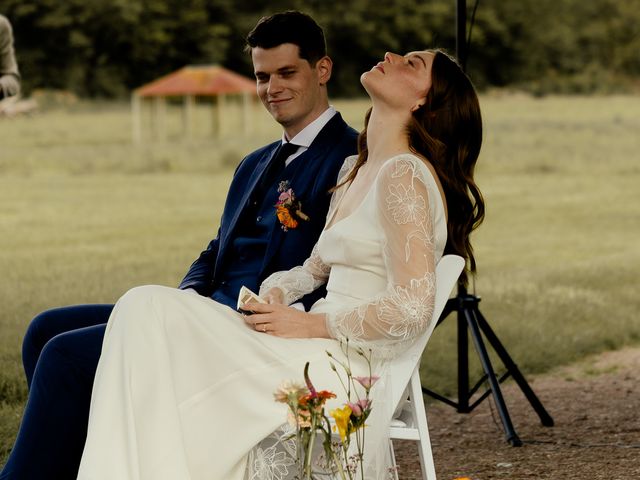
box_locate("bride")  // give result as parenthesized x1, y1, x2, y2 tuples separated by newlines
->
(77, 48, 484, 480)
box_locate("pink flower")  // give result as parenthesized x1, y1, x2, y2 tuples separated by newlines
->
(278, 191, 292, 203)
(354, 375, 380, 390)
(347, 399, 371, 417)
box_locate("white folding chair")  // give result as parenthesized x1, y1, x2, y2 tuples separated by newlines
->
(388, 255, 465, 480)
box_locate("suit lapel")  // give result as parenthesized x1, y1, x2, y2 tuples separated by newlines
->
(220, 144, 279, 256)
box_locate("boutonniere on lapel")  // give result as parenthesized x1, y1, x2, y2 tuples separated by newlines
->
(275, 180, 309, 231)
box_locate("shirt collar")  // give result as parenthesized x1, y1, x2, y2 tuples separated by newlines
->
(281, 106, 337, 148)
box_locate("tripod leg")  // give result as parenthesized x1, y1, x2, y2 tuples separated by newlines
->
(464, 307, 523, 446)
(457, 313, 470, 413)
(475, 310, 554, 427)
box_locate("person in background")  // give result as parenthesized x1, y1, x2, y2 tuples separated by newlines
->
(0, 14, 20, 100)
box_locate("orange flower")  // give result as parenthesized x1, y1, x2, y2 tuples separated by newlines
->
(298, 390, 335, 409)
(316, 390, 337, 401)
(276, 205, 298, 230)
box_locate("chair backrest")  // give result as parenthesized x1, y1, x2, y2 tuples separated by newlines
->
(389, 255, 465, 408)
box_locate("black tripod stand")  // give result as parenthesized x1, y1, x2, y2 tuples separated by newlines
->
(424, 0, 554, 446)
(422, 285, 554, 446)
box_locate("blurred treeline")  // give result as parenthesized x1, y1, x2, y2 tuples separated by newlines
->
(1, 0, 639, 98)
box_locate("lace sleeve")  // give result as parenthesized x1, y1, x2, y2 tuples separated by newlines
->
(258, 156, 358, 305)
(325, 156, 438, 351)
(259, 244, 330, 305)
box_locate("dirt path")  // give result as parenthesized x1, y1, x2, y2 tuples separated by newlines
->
(395, 347, 640, 479)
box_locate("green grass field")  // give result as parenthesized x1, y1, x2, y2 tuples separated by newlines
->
(1, 94, 639, 463)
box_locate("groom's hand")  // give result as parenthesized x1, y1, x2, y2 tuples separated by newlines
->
(242, 303, 329, 339)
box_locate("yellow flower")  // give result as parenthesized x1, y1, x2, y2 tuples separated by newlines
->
(330, 405, 352, 442)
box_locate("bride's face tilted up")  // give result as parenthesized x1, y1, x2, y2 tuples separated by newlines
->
(360, 50, 435, 113)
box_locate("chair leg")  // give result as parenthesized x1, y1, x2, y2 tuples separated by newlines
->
(409, 368, 437, 480)
(388, 439, 400, 480)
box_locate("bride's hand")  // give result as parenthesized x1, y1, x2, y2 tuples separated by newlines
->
(242, 303, 329, 339)
(261, 287, 285, 305)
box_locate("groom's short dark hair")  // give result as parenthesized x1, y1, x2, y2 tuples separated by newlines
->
(245, 11, 327, 66)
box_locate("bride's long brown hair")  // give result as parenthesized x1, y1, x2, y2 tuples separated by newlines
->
(340, 49, 485, 286)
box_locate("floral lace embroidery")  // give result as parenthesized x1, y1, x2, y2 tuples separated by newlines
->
(377, 274, 436, 339)
(247, 424, 297, 480)
(387, 182, 427, 225)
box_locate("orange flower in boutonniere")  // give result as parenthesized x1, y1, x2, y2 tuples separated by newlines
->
(276, 205, 298, 230)
(275, 181, 309, 231)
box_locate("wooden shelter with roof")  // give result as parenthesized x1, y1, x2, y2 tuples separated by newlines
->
(131, 65, 257, 143)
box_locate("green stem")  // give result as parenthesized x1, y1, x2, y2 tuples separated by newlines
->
(358, 429, 365, 480)
(305, 426, 316, 479)
(329, 445, 349, 480)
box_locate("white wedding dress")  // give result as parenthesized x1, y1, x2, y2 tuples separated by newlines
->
(77, 153, 447, 480)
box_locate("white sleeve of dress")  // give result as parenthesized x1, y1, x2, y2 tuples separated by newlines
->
(258, 156, 358, 305)
(325, 156, 437, 348)
(258, 243, 330, 305)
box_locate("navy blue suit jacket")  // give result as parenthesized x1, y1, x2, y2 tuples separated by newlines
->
(179, 112, 358, 309)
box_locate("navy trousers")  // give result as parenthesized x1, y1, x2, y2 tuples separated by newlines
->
(0, 305, 114, 480)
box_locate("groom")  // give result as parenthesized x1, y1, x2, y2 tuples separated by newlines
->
(0, 11, 357, 480)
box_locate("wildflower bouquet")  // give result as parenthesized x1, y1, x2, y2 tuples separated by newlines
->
(274, 344, 378, 479)
(275, 180, 309, 231)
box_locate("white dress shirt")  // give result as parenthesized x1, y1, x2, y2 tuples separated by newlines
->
(281, 106, 337, 165)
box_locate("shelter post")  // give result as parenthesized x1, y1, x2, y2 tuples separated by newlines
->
(131, 92, 142, 145)
(152, 96, 167, 142)
(211, 96, 219, 136)
(183, 94, 195, 141)
(216, 94, 226, 138)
